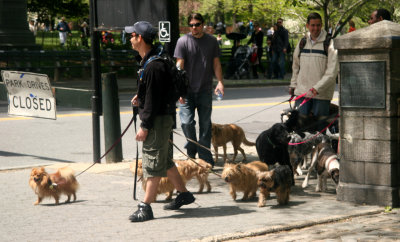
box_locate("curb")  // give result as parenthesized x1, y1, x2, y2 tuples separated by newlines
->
(189, 209, 384, 242)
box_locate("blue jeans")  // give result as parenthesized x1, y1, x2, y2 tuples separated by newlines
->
(271, 50, 285, 79)
(179, 90, 214, 165)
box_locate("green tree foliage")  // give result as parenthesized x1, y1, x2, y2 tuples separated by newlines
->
(197, 0, 288, 26)
(287, 0, 372, 38)
(27, 0, 89, 22)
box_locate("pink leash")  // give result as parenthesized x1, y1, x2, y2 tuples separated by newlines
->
(288, 113, 339, 146)
(289, 89, 316, 108)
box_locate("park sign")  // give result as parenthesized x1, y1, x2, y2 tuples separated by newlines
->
(1, 71, 56, 120)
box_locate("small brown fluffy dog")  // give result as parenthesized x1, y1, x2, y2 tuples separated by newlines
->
(212, 123, 255, 163)
(221, 161, 268, 205)
(29, 166, 79, 205)
(257, 165, 293, 206)
(130, 159, 212, 200)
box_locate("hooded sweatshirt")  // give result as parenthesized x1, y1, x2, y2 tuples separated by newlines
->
(290, 29, 338, 100)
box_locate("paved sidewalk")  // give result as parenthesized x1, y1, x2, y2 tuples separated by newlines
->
(1, 152, 393, 242)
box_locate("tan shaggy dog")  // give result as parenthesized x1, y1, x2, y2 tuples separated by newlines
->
(211, 123, 256, 163)
(29, 166, 79, 205)
(257, 165, 293, 206)
(221, 161, 269, 206)
(130, 159, 212, 200)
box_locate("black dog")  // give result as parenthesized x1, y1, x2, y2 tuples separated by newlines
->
(255, 123, 292, 173)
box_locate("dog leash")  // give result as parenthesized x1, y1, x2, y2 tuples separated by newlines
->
(169, 140, 222, 178)
(288, 113, 339, 146)
(172, 130, 239, 164)
(289, 89, 316, 109)
(132, 106, 139, 200)
(76, 112, 136, 177)
(234, 97, 293, 123)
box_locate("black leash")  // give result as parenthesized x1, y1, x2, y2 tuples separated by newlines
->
(169, 140, 221, 177)
(132, 105, 139, 200)
(233, 97, 292, 123)
(76, 114, 135, 177)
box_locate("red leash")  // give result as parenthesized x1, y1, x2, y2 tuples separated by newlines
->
(289, 89, 316, 108)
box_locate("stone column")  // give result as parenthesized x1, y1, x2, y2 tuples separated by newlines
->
(0, 0, 37, 49)
(335, 21, 400, 207)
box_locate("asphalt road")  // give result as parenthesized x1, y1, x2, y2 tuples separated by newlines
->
(0, 85, 298, 169)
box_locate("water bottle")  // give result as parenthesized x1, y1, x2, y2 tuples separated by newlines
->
(216, 90, 223, 101)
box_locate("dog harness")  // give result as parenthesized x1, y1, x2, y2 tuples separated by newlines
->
(325, 155, 339, 172)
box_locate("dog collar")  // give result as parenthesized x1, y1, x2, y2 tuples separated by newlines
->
(47, 178, 58, 189)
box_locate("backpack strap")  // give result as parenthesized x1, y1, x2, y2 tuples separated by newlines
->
(298, 36, 307, 58)
(323, 35, 332, 56)
(139, 55, 162, 81)
(298, 34, 332, 58)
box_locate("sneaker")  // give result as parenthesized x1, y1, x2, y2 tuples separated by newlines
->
(163, 191, 195, 210)
(129, 202, 154, 222)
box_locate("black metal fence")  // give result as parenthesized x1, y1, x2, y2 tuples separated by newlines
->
(0, 49, 138, 81)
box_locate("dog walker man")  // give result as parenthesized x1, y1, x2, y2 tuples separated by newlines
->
(126, 21, 195, 222)
(289, 12, 338, 130)
(368, 8, 392, 25)
(174, 13, 224, 167)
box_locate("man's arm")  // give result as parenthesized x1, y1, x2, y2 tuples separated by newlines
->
(176, 58, 184, 70)
(283, 29, 289, 53)
(213, 57, 224, 96)
(176, 58, 186, 104)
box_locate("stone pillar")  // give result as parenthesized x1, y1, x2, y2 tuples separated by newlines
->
(0, 0, 37, 50)
(335, 21, 400, 207)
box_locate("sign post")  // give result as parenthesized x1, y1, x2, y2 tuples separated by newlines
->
(1, 71, 56, 120)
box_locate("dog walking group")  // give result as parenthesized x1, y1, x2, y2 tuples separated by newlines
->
(28, 11, 341, 224)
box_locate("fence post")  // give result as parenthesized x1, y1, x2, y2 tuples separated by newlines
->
(102, 72, 123, 163)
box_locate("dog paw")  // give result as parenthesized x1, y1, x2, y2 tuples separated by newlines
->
(301, 181, 308, 188)
(296, 166, 303, 176)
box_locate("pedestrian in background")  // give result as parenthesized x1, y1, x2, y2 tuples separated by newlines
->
(289, 12, 339, 130)
(247, 22, 264, 79)
(174, 13, 224, 167)
(368, 8, 392, 25)
(271, 18, 289, 79)
(56, 17, 71, 46)
(348, 19, 356, 32)
(80, 21, 89, 48)
(126, 21, 195, 222)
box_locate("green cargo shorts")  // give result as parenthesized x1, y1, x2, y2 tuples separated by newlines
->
(142, 115, 175, 178)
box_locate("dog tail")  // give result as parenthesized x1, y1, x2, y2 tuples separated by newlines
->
(243, 137, 256, 146)
(59, 166, 79, 189)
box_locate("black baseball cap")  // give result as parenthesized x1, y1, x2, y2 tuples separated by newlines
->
(125, 21, 157, 40)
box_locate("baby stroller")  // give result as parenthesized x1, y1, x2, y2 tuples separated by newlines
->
(224, 33, 251, 79)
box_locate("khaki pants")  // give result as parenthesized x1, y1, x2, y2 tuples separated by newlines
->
(142, 115, 174, 178)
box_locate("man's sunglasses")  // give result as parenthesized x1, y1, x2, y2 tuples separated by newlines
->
(189, 23, 202, 28)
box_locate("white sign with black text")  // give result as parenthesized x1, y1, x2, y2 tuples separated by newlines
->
(159, 21, 171, 42)
(1, 71, 56, 120)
